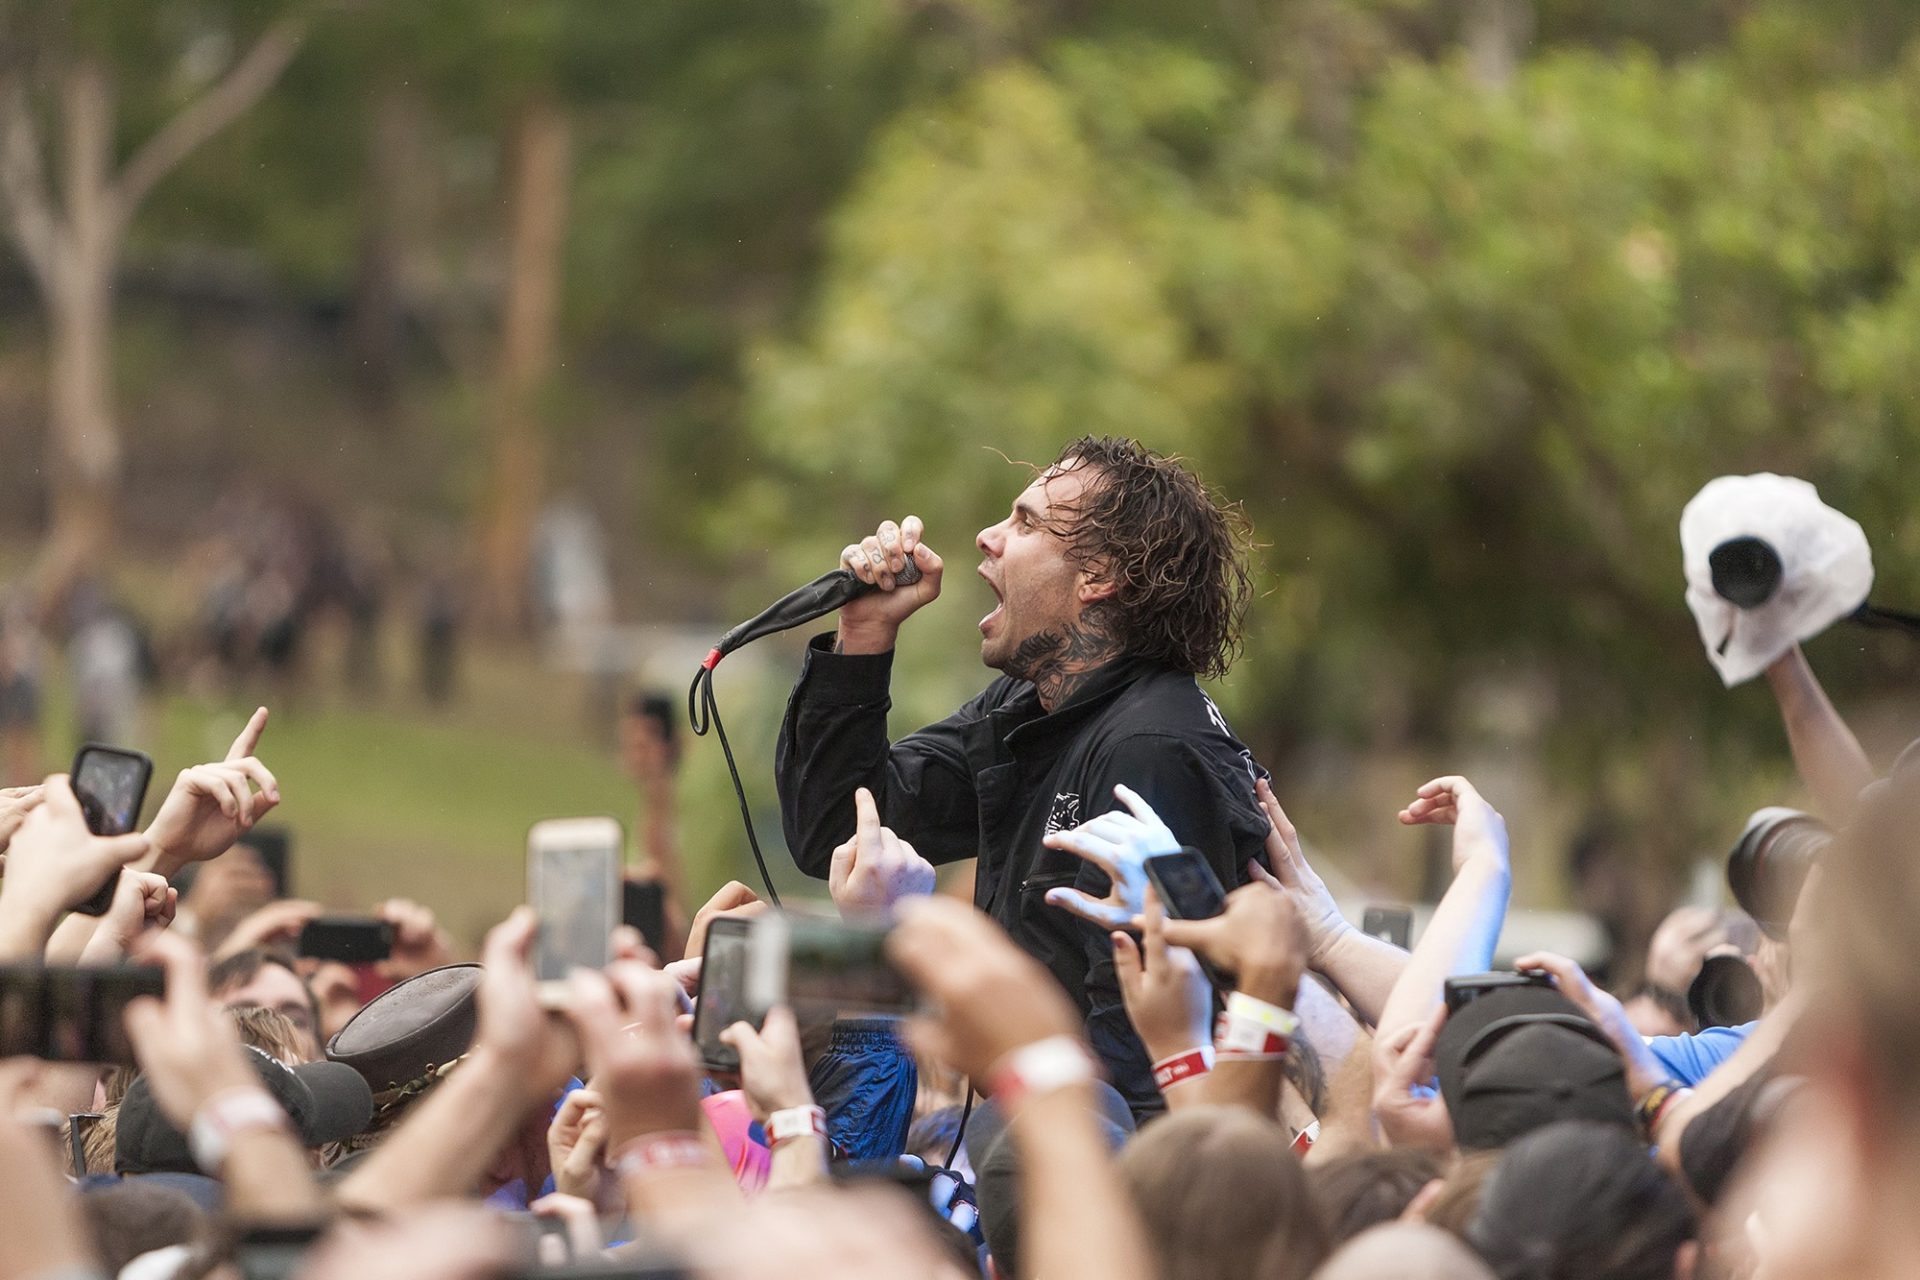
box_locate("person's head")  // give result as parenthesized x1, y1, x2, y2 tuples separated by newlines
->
(1118, 1106, 1329, 1280)
(1435, 984, 1636, 1151)
(1316, 1223, 1495, 1280)
(971, 1082, 1135, 1279)
(1312, 1148, 1445, 1247)
(208, 948, 322, 1061)
(79, 1181, 208, 1276)
(974, 437, 1252, 687)
(228, 1003, 309, 1065)
(1466, 1121, 1695, 1280)
(620, 690, 679, 777)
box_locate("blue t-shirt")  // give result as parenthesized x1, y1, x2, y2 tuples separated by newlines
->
(1645, 1022, 1756, 1086)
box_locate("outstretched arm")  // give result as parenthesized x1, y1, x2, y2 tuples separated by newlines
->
(1764, 646, 1874, 822)
(1376, 778, 1511, 1042)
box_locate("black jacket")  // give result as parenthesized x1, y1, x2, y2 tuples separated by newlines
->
(775, 634, 1271, 1116)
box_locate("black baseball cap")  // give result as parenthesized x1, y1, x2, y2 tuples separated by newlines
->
(116, 1046, 374, 1175)
(1435, 985, 1634, 1152)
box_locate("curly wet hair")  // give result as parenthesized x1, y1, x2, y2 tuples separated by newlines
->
(1033, 436, 1254, 679)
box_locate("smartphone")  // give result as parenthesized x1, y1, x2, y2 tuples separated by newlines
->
(622, 878, 668, 951)
(692, 917, 759, 1074)
(1144, 849, 1227, 920)
(69, 744, 154, 917)
(1361, 905, 1413, 950)
(0, 964, 164, 1063)
(1143, 849, 1232, 988)
(296, 917, 396, 964)
(527, 817, 623, 985)
(1443, 970, 1556, 1016)
(747, 911, 915, 1016)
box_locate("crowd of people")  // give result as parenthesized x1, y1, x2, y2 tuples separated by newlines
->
(0, 435, 1912, 1280)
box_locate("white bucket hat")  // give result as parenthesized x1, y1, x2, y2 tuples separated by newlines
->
(1679, 473, 1873, 686)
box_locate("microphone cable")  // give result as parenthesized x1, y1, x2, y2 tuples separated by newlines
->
(688, 651, 782, 907)
(688, 556, 922, 906)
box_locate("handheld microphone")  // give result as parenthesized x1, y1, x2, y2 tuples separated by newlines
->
(703, 556, 923, 669)
(688, 550, 926, 910)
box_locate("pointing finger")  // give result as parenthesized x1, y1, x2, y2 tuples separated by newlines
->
(227, 707, 269, 763)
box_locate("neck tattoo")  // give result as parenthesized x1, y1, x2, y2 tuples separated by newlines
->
(1007, 602, 1124, 711)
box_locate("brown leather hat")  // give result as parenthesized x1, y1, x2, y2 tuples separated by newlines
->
(326, 963, 482, 1094)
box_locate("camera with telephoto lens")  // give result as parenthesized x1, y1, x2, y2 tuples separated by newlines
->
(1726, 806, 1830, 939)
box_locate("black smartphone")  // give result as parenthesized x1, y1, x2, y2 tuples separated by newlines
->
(622, 878, 668, 951)
(0, 964, 164, 1063)
(1361, 905, 1413, 950)
(69, 744, 154, 917)
(693, 917, 758, 1074)
(1144, 849, 1228, 920)
(296, 917, 396, 964)
(1443, 970, 1556, 1016)
(1143, 849, 1234, 989)
(747, 912, 916, 1016)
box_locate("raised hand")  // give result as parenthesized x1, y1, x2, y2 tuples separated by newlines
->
(1248, 778, 1351, 965)
(377, 897, 455, 981)
(829, 788, 935, 919)
(886, 896, 1083, 1083)
(0, 775, 151, 956)
(1513, 951, 1668, 1099)
(1042, 784, 1180, 930)
(1397, 776, 1508, 873)
(686, 881, 768, 959)
(211, 899, 322, 961)
(144, 707, 281, 875)
(473, 907, 580, 1099)
(123, 930, 259, 1123)
(563, 962, 703, 1145)
(1159, 881, 1308, 1009)
(836, 516, 944, 653)
(547, 1088, 610, 1200)
(79, 870, 177, 964)
(720, 1005, 817, 1121)
(1371, 1005, 1455, 1153)
(0, 784, 44, 855)
(1112, 888, 1212, 1065)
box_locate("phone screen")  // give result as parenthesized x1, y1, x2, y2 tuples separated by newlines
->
(0, 965, 164, 1064)
(70, 745, 154, 916)
(692, 918, 756, 1073)
(528, 819, 622, 983)
(1144, 850, 1227, 920)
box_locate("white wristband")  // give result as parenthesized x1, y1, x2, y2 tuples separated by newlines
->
(987, 1035, 1097, 1107)
(768, 1104, 828, 1145)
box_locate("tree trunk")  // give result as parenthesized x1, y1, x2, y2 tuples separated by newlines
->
(38, 60, 120, 593)
(477, 98, 572, 632)
(1464, 0, 1534, 90)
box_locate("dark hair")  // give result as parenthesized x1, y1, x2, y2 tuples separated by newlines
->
(1466, 1121, 1695, 1280)
(207, 948, 320, 1037)
(80, 1181, 207, 1275)
(1118, 1107, 1329, 1280)
(1311, 1148, 1443, 1247)
(1037, 436, 1254, 679)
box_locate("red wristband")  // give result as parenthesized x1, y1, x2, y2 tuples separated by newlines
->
(613, 1132, 711, 1178)
(1151, 1046, 1215, 1091)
